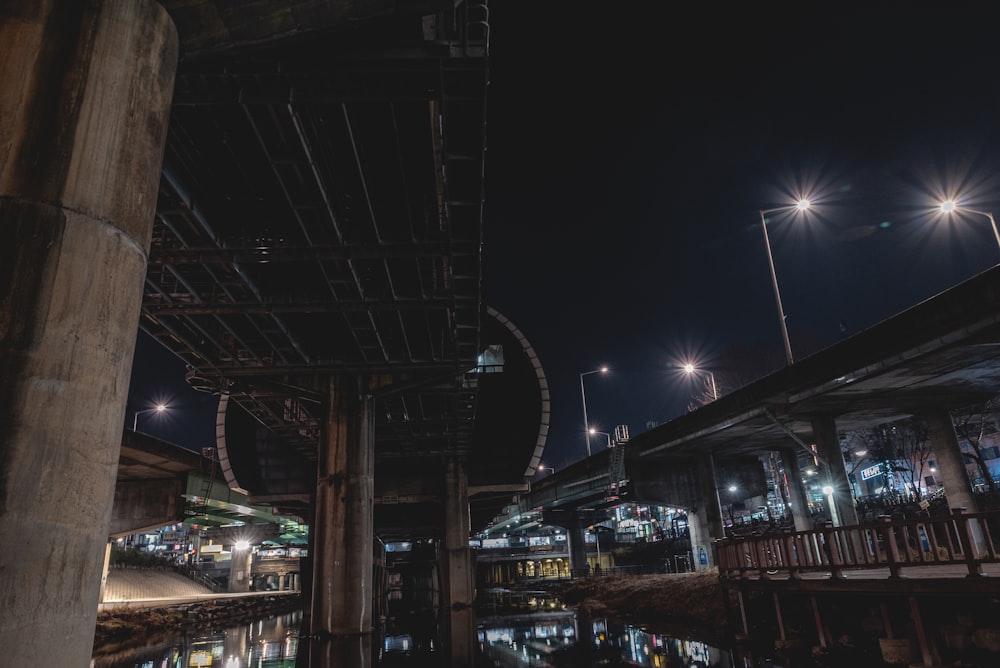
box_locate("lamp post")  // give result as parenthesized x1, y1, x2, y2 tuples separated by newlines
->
(579, 366, 608, 458)
(759, 199, 810, 365)
(588, 428, 612, 451)
(682, 363, 717, 401)
(939, 200, 1000, 254)
(590, 524, 602, 573)
(133, 403, 167, 431)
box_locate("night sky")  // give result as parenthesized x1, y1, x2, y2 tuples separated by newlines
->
(129, 4, 1000, 472)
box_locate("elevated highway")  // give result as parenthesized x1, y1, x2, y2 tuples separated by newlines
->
(514, 266, 1000, 572)
(1, 3, 543, 665)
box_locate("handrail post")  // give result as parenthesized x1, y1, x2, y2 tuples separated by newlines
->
(882, 516, 903, 579)
(782, 529, 801, 580)
(715, 538, 731, 577)
(735, 538, 750, 578)
(820, 522, 844, 579)
(951, 507, 984, 577)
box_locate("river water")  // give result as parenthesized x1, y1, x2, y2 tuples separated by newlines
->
(90, 607, 742, 667)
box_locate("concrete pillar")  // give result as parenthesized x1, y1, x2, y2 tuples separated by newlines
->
(696, 454, 726, 539)
(780, 448, 812, 531)
(687, 509, 714, 570)
(567, 513, 589, 576)
(0, 2, 176, 665)
(278, 573, 286, 591)
(691, 454, 726, 570)
(812, 416, 859, 527)
(441, 457, 475, 665)
(924, 409, 979, 512)
(229, 546, 252, 593)
(310, 374, 377, 636)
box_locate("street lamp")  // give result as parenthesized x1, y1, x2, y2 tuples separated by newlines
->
(589, 524, 603, 573)
(588, 428, 612, 451)
(133, 403, 167, 431)
(579, 366, 608, 458)
(682, 363, 717, 401)
(759, 199, 811, 365)
(938, 199, 1000, 254)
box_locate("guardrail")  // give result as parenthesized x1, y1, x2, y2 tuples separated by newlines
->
(716, 507, 1000, 580)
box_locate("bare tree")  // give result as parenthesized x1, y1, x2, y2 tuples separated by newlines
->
(848, 418, 933, 499)
(951, 397, 1000, 493)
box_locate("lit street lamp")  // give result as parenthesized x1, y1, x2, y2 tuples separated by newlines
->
(579, 366, 608, 458)
(588, 428, 612, 451)
(133, 403, 167, 432)
(939, 199, 1000, 254)
(682, 363, 718, 401)
(759, 199, 810, 366)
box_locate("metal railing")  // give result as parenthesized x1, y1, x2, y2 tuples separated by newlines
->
(716, 507, 1000, 580)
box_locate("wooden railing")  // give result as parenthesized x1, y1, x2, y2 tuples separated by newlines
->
(716, 508, 1000, 580)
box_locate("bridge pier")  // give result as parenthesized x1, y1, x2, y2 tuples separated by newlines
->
(441, 457, 476, 665)
(309, 374, 384, 637)
(691, 454, 725, 569)
(924, 408, 980, 512)
(780, 447, 813, 531)
(812, 416, 859, 527)
(0, 2, 177, 665)
(568, 512, 591, 577)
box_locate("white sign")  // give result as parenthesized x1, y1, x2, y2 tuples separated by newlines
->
(861, 464, 882, 480)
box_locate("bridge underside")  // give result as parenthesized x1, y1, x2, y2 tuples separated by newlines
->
(629, 267, 1000, 462)
(136, 4, 543, 545)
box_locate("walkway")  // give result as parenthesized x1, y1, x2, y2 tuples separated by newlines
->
(100, 568, 297, 609)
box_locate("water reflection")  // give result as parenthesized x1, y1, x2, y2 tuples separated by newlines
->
(477, 611, 735, 667)
(91, 602, 736, 668)
(92, 611, 301, 668)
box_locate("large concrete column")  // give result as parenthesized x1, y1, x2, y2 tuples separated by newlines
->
(228, 546, 252, 593)
(441, 457, 475, 665)
(0, 3, 176, 665)
(924, 409, 979, 512)
(692, 454, 726, 569)
(812, 416, 859, 527)
(567, 513, 590, 576)
(310, 374, 377, 637)
(779, 448, 813, 531)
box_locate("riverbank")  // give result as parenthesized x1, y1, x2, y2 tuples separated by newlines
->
(547, 569, 728, 644)
(93, 594, 302, 657)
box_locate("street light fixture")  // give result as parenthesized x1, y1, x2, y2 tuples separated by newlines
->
(579, 366, 608, 458)
(588, 428, 612, 451)
(682, 363, 718, 401)
(133, 403, 167, 431)
(938, 199, 1000, 254)
(759, 199, 811, 366)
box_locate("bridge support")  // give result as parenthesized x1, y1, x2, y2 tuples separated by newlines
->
(924, 409, 979, 513)
(310, 374, 382, 637)
(229, 545, 253, 592)
(691, 454, 725, 569)
(780, 448, 812, 531)
(441, 457, 475, 665)
(812, 416, 859, 527)
(0, 2, 177, 665)
(568, 512, 591, 577)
